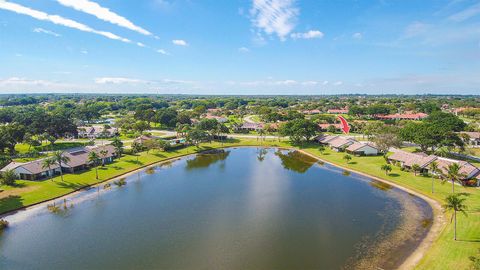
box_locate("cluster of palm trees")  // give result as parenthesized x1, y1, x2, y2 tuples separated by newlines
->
(380, 160, 469, 241)
(42, 149, 109, 181)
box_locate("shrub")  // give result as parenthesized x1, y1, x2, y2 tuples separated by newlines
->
(0, 219, 9, 230)
(0, 170, 17, 186)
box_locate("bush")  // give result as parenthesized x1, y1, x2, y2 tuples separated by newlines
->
(0, 219, 9, 230)
(0, 170, 17, 186)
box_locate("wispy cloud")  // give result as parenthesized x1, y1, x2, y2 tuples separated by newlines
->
(352, 32, 362, 39)
(33, 27, 60, 37)
(172, 39, 188, 46)
(0, 1, 132, 44)
(95, 77, 148, 84)
(290, 30, 323, 39)
(157, 49, 170, 55)
(403, 21, 431, 38)
(56, 0, 153, 36)
(448, 2, 480, 22)
(250, 0, 299, 41)
(238, 47, 250, 53)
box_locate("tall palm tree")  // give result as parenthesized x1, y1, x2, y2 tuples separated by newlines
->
(111, 137, 123, 157)
(429, 161, 439, 193)
(443, 193, 468, 241)
(41, 157, 56, 180)
(88, 151, 100, 180)
(99, 149, 108, 166)
(52, 151, 70, 182)
(443, 163, 465, 193)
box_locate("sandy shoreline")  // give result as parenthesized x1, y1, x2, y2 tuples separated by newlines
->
(1, 145, 446, 269)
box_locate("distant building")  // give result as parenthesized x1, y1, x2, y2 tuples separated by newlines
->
(318, 123, 343, 131)
(236, 122, 264, 131)
(458, 132, 480, 146)
(375, 113, 428, 120)
(77, 125, 118, 139)
(327, 108, 349, 114)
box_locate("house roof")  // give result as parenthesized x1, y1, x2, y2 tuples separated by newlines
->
(318, 123, 343, 130)
(435, 157, 479, 178)
(315, 135, 338, 143)
(20, 158, 61, 174)
(328, 137, 355, 148)
(346, 142, 379, 152)
(0, 162, 25, 172)
(388, 149, 436, 168)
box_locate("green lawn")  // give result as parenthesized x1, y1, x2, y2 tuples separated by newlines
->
(15, 142, 87, 154)
(1, 139, 479, 269)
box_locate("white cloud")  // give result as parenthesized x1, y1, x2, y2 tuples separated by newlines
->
(448, 2, 480, 22)
(352, 32, 362, 39)
(238, 47, 250, 53)
(156, 49, 170, 55)
(333, 81, 343, 86)
(33, 27, 60, 37)
(275, 79, 297, 85)
(0, 77, 54, 86)
(80, 50, 88, 54)
(403, 21, 431, 38)
(172, 39, 188, 46)
(136, 42, 146, 47)
(250, 0, 299, 41)
(56, 0, 152, 36)
(290, 30, 324, 39)
(0, 1, 132, 44)
(95, 77, 148, 84)
(302, 81, 318, 86)
(322, 80, 328, 85)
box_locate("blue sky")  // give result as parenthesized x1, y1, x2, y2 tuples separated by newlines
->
(0, 0, 479, 95)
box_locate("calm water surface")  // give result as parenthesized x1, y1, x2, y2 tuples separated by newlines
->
(0, 148, 431, 270)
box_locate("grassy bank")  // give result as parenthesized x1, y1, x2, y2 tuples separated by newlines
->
(1, 138, 479, 269)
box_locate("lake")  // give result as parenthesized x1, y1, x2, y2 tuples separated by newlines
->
(0, 147, 432, 270)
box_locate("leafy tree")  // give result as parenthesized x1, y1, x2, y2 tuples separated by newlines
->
(186, 128, 208, 147)
(111, 137, 124, 157)
(443, 193, 468, 241)
(52, 151, 70, 182)
(343, 154, 352, 163)
(318, 145, 325, 154)
(131, 142, 144, 162)
(424, 111, 466, 132)
(0, 169, 17, 186)
(279, 119, 318, 144)
(132, 121, 150, 134)
(372, 126, 402, 153)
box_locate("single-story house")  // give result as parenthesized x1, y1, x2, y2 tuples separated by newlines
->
(134, 135, 159, 144)
(0, 159, 61, 181)
(426, 157, 480, 180)
(387, 149, 436, 171)
(77, 125, 118, 139)
(0, 145, 117, 181)
(318, 123, 343, 131)
(205, 114, 228, 123)
(346, 142, 380, 156)
(327, 137, 356, 152)
(315, 135, 339, 144)
(375, 113, 428, 121)
(301, 109, 321, 115)
(458, 132, 480, 146)
(236, 122, 264, 132)
(327, 108, 349, 114)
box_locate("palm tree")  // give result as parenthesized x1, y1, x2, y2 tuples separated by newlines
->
(411, 163, 421, 176)
(429, 161, 439, 193)
(88, 151, 100, 180)
(318, 145, 325, 154)
(52, 151, 70, 182)
(131, 142, 143, 162)
(111, 137, 123, 157)
(41, 157, 56, 180)
(343, 154, 352, 164)
(443, 193, 468, 241)
(99, 149, 108, 166)
(381, 164, 392, 175)
(443, 163, 466, 193)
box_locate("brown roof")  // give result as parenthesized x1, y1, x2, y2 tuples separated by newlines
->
(328, 137, 355, 148)
(316, 135, 338, 143)
(346, 142, 378, 152)
(388, 149, 436, 168)
(459, 132, 480, 140)
(435, 158, 479, 178)
(21, 158, 61, 174)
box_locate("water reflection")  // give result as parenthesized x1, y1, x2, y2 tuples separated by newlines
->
(274, 150, 317, 173)
(369, 180, 393, 191)
(256, 148, 268, 162)
(186, 150, 230, 170)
